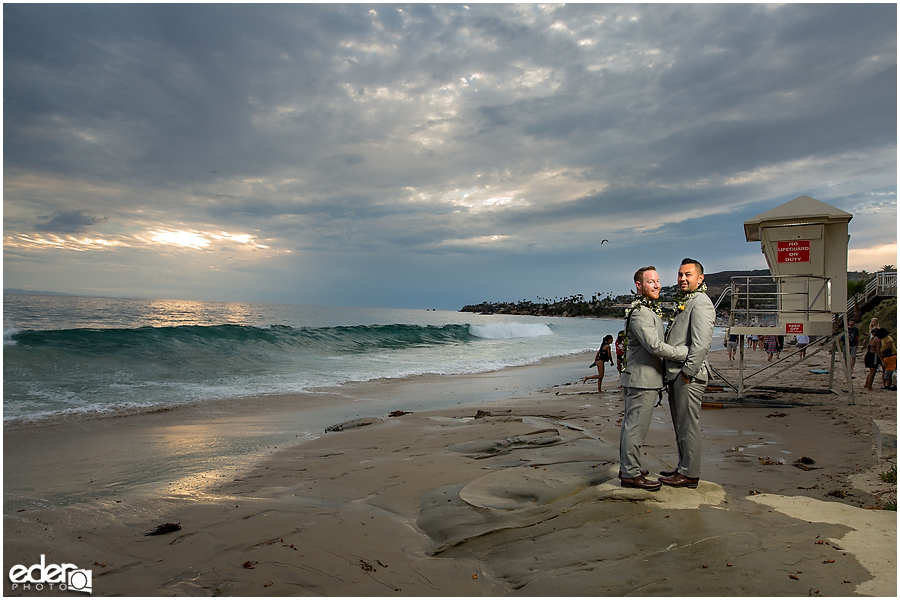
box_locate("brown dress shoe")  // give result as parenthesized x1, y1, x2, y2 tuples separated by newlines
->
(658, 468, 678, 477)
(620, 475, 662, 491)
(658, 473, 700, 488)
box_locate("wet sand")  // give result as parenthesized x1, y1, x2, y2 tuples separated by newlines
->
(4, 346, 896, 596)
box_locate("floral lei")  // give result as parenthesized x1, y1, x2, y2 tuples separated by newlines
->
(673, 282, 708, 312)
(619, 294, 665, 372)
(666, 282, 708, 335)
(619, 284, 708, 373)
(625, 294, 665, 319)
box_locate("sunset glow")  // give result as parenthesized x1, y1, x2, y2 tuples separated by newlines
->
(150, 230, 211, 249)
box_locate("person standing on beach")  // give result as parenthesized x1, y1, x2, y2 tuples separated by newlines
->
(876, 328, 894, 388)
(615, 330, 627, 390)
(660, 258, 715, 489)
(868, 318, 883, 372)
(863, 328, 882, 390)
(583, 335, 614, 392)
(615, 330, 626, 373)
(619, 266, 688, 491)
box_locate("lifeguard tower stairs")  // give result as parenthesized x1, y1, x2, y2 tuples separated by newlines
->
(714, 195, 856, 405)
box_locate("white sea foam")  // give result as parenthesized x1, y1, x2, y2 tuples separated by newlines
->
(4, 327, 19, 345)
(5, 295, 621, 424)
(3, 399, 166, 428)
(468, 322, 554, 339)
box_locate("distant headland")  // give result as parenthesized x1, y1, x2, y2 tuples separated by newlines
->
(460, 269, 874, 317)
(4, 288, 75, 296)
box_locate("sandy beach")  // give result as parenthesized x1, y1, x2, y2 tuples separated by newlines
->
(4, 344, 897, 596)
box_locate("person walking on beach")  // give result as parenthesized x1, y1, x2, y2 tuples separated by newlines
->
(764, 334, 777, 361)
(726, 333, 738, 361)
(796, 334, 810, 358)
(619, 266, 688, 491)
(660, 258, 715, 489)
(583, 335, 614, 392)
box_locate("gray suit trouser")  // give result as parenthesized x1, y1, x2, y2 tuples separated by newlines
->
(667, 377, 704, 478)
(619, 386, 661, 478)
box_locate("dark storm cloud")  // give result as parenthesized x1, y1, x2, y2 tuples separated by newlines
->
(34, 210, 108, 234)
(5, 4, 366, 184)
(6, 4, 893, 190)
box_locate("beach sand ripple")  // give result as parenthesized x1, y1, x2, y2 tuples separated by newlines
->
(4, 350, 895, 596)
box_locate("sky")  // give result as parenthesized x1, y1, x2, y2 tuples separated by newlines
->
(3, 3, 897, 310)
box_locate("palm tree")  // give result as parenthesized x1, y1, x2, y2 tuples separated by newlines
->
(848, 279, 867, 297)
(882, 264, 895, 272)
(847, 278, 870, 322)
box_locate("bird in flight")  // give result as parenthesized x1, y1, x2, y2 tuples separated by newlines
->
(601, 239, 609, 244)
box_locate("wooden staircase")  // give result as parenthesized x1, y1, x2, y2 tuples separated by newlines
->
(847, 271, 897, 318)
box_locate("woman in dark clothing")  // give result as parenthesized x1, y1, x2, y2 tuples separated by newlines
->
(584, 334, 615, 392)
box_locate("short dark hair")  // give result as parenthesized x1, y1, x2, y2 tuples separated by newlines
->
(681, 258, 704, 274)
(633, 265, 657, 284)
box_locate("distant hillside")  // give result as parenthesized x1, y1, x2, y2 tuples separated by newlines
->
(675, 269, 872, 299)
(700, 269, 770, 298)
(703, 269, 770, 288)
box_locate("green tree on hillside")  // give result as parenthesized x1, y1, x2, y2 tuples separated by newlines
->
(861, 298, 897, 338)
(848, 279, 867, 297)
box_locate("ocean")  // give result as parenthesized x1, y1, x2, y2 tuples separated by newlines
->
(3, 294, 622, 428)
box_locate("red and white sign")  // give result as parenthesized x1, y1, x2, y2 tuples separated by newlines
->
(786, 323, 804, 334)
(776, 240, 810, 263)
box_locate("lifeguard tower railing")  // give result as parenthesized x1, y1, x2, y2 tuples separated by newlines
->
(729, 274, 832, 330)
(876, 270, 898, 293)
(712, 274, 853, 404)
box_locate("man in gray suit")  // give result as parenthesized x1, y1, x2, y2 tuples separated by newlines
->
(659, 258, 716, 489)
(619, 266, 689, 491)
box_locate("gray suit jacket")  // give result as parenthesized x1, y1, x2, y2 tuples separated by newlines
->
(621, 305, 688, 389)
(664, 292, 716, 382)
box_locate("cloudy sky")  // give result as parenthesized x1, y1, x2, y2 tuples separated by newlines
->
(4, 3, 897, 309)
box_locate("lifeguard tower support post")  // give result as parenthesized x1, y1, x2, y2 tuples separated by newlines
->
(726, 195, 854, 403)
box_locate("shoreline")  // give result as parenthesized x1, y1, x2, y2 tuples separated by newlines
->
(3, 352, 594, 509)
(1, 330, 610, 431)
(4, 348, 896, 596)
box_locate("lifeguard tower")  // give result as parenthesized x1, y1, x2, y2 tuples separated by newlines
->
(719, 195, 855, 404)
